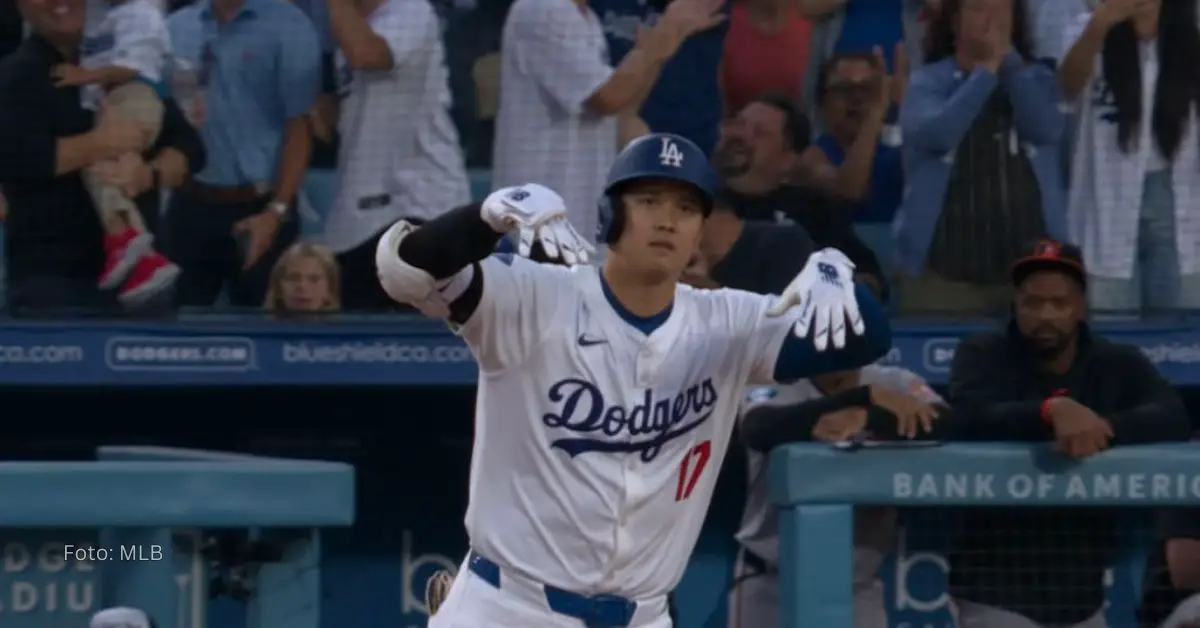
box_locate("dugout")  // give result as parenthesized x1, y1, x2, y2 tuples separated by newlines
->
(3, 383, 1199, 628)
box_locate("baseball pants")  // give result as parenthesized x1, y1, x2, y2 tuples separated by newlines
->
(953, 599, 1107, 628)
(429, 555, 672, 628)
(726, 548, 888, 628)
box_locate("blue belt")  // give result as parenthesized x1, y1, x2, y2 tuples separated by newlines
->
(467, 551, 637, 628)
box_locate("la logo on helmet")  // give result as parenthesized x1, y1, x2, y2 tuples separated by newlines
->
(659, 138, 684, 168)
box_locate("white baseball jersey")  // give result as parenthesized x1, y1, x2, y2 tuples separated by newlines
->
(491, 0, 616, 244)
(457, 254, 804, 600)
(319, 0, 470, 253)
(81, 0, 170, 91)
(736, 365, 943, 584)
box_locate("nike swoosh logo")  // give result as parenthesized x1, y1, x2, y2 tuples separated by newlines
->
(577, 335, 607, 347)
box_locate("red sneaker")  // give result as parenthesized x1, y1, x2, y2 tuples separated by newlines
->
(118, 250, 180, 307)
(99, 228, 152, 290)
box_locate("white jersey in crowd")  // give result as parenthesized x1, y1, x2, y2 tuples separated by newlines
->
(1060, 12, 1200, 279)
(456, 254, 805, 603)
(491, 0, 617, 244)
(736, 365, 943, 583)
(80, 0, 170, 109)
(319, 0, 470, 253)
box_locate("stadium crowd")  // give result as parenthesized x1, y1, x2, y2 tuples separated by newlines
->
(1, 0, 1200, 626)
(0, 0, 1197, 319)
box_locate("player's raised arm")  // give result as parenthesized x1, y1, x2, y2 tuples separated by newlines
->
(735, 249, 893, 385)
(373, 184, 592, 371)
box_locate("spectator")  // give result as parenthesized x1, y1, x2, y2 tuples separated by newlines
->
(264, 242, 340, 315)
(798, 0, 930, 129)
(942, 239, 1191, 627)
(1057, 0, 1200, 314)
(799, 49, 905, 271)
(318, 0, 470, 311)
(442, 0, 513, 166)
(165, 0, 321, 307)
(734, 364, 940, 628)
(895, 0, 1066, 317)
(595, 0, 729, 156)
(54, 0, 178, 305)
(714, 93, 885, 285)
(0, 0, 204, 314)
(490, 0, 722, 245)
(721, 0, 812, 116)
(1139, 509, 1200, 628)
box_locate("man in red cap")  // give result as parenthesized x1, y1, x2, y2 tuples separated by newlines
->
(940, 238, 1192, 627)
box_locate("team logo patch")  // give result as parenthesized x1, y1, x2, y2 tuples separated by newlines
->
(818, 262, 841, 285)
(659, 138, 684, 167)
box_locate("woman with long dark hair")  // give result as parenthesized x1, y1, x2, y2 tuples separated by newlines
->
(1058, 0, 1200, 314)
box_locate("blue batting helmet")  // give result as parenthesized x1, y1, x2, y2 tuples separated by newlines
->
(597, 133, 719, 245)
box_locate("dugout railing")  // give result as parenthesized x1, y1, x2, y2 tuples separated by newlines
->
(768, 442, 1200, 628)
(2, 445, 354, 628)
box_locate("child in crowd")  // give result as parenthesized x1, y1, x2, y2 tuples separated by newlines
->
(264, 242, 342, 315)
(52, 0, 177, 306)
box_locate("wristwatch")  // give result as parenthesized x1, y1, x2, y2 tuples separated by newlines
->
(267, 200, 290, 217)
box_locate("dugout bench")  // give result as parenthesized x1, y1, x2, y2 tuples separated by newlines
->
(769, 442, 1200, 628)
(0, 445, 354, 628)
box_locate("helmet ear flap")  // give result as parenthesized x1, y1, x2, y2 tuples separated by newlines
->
(597, 194, 624, 246)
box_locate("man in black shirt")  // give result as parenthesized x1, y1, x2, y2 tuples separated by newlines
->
(943, 239, 1192, 627)
(1140, 510, 1200, 628)
(684, 190, 818, 294)
(0, 0, 205, 314)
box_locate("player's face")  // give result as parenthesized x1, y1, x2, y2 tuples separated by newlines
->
(616, 179, 707, 281)
(1014, 270, 1083, 359)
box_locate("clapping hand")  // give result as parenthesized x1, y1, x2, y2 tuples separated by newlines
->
(639, 0, 726, 61)
(480, 184, 593, 266)
(869, 44, 908, 111)
(766, 248, 865, 352)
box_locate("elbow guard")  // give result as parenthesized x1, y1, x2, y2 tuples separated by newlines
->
(375, 220, 453, 317)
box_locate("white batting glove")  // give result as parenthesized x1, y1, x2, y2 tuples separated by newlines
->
(767, 248, 866, 352)
(480, 184, 594, 266)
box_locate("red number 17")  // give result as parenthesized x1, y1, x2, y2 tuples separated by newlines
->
(675, 440, 712, 502)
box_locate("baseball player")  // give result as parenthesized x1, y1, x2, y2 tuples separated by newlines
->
(731, 363, 944, 628)
(374, 132, 893, 628)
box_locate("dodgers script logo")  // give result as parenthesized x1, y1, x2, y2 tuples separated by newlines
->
(542, 377, 719, 462)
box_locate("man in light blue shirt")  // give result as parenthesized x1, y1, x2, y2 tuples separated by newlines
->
(165, 0, 320, 307)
